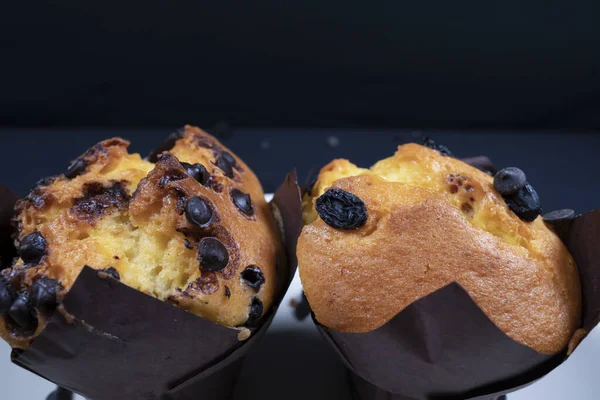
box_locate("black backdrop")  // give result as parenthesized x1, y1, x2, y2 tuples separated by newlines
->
(2, 2, 600, 129)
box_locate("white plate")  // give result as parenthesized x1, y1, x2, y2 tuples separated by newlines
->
(2, 195, 598, 399)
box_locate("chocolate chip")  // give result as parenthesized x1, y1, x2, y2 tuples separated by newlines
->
(241, 267, 265, 292)
(9, 293, 37, 330)
(462, 156, 497, 175)
(221, 151, 236, 167)
(231, 189, 254, 216)
(101, 267, 120, 280)
(198, 238, 229, 272)
(215, 156, 234, 178)
(29, 277, 60, 313)
(494, 167, 527, 196)
(224, 286, 231, 298)
(0, 278, 15, 315)
(19, 231, 47, 265)
(543, 209, 575, 225)
(245, 297, 263, 326)
(184, 239, 194, 249)
(65, 158, 88, 179)
(148, 130, 183, 162)
(316, 189, 367, 230)
(423, 137, 453, 156)
(503, 183, 542, 222)
(181, 162, 210, 185)
(185, 197, 213, 228)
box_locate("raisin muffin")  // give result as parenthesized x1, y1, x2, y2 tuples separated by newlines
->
(0, 126, 282, 349)
(298, 141, 581, 355)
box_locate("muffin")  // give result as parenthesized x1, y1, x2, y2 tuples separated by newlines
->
(0, 126, 282, 349)
(298, 141, 581, 354)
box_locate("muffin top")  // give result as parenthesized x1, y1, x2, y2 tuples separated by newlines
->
(299, 142, 581, 354)
(1, 126, 282, 349)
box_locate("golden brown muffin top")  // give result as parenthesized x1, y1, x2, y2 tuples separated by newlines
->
(1, 126, 282, 348)
(299, 143, 581, 354)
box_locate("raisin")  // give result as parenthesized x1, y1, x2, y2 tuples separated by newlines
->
(241, 267, 264, 292)
(245, 297, 263, 326)
(19, 232, 47, 265)
(29, 277, 60, 313)
(315, 189, 367, 230)
(503, 183, 542, 222)
(423, 137, 453, 156)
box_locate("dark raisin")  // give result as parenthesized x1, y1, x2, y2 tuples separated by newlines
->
(224, 286, 231, 298)
(19, 231, 47, 265)
(241, 267, 265, 292)
(29, 277, 60, 313)
(215, 156, 234, 178)
(0, 278, 16, 315)
(231, 189, 254, 216)
(494, 167, 527, 196)
(101, 267, 120, 280)
(9, 293, 37, 330)
(543, 209, 575, 225)
(198, 238, 229, 272)
(65, 158, 88, 179)
(245, 297, 263, 326)
(503, 183, 542, 222)
(181, 162, 210, 185)
(423, 137, 453, 156)
(185, 197, 213, 227)
(316, 189, 367, 230)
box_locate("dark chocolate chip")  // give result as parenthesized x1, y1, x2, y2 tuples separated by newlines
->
(198, 238, 229, 272)
(181, 162, 210, 185)
(148, 130, 183, 162)
(461, 156, 497, 176)
(221, 151, 237, 167)
(215, 156, 234, 178)
(316, 189, 367, 230)
(224, 286, 231, 298)
(543, 209, 576, 225)
(231, 189, 254, 216)
(423, 137, 453, 156)
(494, 167, 527, 196)
(101, 267, 120, 280)
(503, 183, 542, 222)
(65, 158, 88, 179)
(46, 386, 74, 400)
(0, 278, 16, 315)
(241, 266, 265, 292)
(245, 297, 263, 326)
(9, 293, 37, 330)
(29, 277, 60, 313)
(19, 231, 47, 265)
(185, 197, 214, 228)
(184, 238, 194, 249)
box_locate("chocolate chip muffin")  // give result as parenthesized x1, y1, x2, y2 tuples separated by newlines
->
(0, 126, 282, 349)
(298, 142, 581, 355)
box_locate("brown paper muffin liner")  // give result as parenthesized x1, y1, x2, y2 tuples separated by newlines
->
(314, 205, 600, 400)
(0, 170, 303, 400)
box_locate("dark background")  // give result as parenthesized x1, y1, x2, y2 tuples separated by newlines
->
(2, 2, 600, 129)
